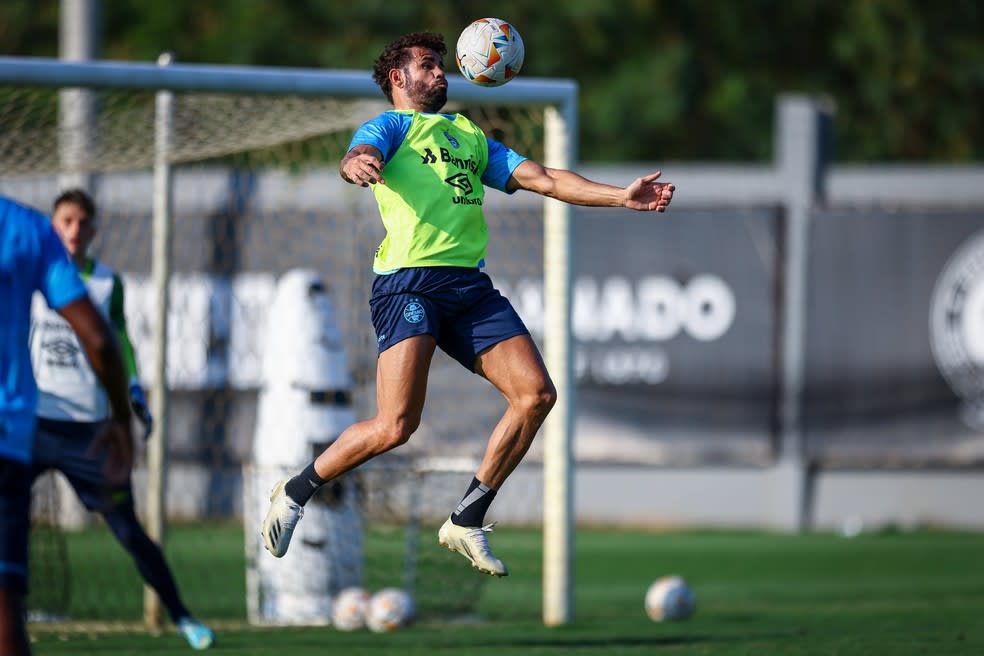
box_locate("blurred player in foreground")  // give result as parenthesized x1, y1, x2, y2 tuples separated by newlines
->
(262, 32, 674, 577)
(28, 189, 214, 650)
(1, 194, 133, 656)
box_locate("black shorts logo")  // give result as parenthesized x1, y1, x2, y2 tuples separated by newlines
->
(403, 301, 425, 324)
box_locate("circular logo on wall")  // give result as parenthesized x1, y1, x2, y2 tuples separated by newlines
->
(403, 300, 425, 324)
(929, 230, 984, 430)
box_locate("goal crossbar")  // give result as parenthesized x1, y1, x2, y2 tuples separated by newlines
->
(0, 56, 575, 106)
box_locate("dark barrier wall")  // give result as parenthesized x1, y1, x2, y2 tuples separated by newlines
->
(495, 207, 782, 466)
(10, 171, 984, 474)
(498, 205, 984, 468)
(805, 209, 984, 467)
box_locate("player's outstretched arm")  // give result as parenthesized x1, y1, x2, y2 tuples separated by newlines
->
(58, 297, 135, 483)
(507, 160, 675, 212)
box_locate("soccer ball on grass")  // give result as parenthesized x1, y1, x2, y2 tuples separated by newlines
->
(455, 18, 525, 87)
(365, 588, 415, 633)
(332, 587, 371, 631)
(645, 576, 696, 622)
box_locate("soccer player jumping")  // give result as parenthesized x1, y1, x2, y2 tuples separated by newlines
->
(262, 32, 674, 577)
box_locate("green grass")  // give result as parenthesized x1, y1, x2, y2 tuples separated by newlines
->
(29, 526, 984, 655)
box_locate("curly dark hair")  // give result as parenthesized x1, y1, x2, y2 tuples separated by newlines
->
(372, 32, 447, 103)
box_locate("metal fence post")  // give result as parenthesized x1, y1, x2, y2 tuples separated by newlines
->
(774, 95, 835, 532)
(144, 51, 175, 629)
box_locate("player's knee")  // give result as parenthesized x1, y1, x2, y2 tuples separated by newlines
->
(102, 507, 147, 551)
(378, 416, 419, 450)
(517, 380, 557, 420)
(538, 382, 558, 416)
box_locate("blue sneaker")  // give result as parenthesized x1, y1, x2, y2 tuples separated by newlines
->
(177, 617, 215, 650)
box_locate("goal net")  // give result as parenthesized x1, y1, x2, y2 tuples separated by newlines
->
(1, 60, 575, 628)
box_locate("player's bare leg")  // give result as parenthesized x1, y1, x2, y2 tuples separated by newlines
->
(310, 335, 435, 480)
(473, 335, 557, 488)
(439, 334, 557, 576)
(262, 336, 435, 557)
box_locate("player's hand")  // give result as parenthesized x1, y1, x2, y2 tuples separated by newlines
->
(88, 418, 135, 486)
(624, 171, 675, 212)
(342, 153, 386, 187)
(130, 383, 154, 439)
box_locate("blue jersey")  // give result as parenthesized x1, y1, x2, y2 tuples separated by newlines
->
(348, 111, 527, 193)
(0, 196, 87, 463)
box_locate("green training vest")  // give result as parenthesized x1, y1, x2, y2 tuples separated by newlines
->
(371, 111, 489, 272)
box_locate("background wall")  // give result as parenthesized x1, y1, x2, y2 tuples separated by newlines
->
(9, 156, 984, 531)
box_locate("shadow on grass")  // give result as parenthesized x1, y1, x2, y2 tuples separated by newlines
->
(32, 628, 800, 655)
(480, 631, 798, 650)
(491, 635, 711, 649)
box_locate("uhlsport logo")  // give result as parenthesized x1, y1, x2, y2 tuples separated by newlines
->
(444, 172, 473, 195)
(403, 300, 425, 324)
(42, 337, 82, 369)
(930, 229, 984, 429)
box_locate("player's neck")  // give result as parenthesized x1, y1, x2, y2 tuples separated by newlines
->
(391, 95, 444, 114)
(73, 254, 92, 271)
(393, 101, 430, 113)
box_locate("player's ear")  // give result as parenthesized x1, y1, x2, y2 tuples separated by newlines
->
(389, 68, 404, 89)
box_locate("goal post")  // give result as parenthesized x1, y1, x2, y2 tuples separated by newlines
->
(0, 55, 577, 626)
(541, 104, 577, 627)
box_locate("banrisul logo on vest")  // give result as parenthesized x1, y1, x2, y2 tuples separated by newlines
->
(419, 146, 482, 203)
(418, 148, 478, 174)
(930, 229, 984, 429)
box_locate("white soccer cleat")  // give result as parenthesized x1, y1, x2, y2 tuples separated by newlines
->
(438, 515, 508, 577)
(261, 479, 303, 558)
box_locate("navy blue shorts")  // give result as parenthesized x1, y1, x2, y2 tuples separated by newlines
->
(30, 418, 133, 513)
(370, 267, 530, 371)
(0, 457, 31, 594)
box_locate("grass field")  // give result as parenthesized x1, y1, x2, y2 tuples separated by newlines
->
(28, 525, 984, 655)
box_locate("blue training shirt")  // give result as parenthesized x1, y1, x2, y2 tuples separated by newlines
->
(0, 195, 87, 463)
(348, 111, 527, 193)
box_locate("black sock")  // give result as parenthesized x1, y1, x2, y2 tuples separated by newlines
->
(283, 462, 328, 506)
(451, 477, 497, 527)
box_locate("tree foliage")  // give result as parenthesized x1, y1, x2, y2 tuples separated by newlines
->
(3, 0, 982, 162)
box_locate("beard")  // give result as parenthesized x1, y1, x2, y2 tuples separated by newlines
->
(406, 75, 448, 113)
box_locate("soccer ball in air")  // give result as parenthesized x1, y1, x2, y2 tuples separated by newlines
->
(332, 587, 371, 632)
(365, 588, 415, 633)
(645, 576, 696, 622)
(455, 18, 525, 87)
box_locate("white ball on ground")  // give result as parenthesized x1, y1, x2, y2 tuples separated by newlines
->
(366, 588, 415, 633)
(332, 587, 371, 631)
(645, 576, 696, 622)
